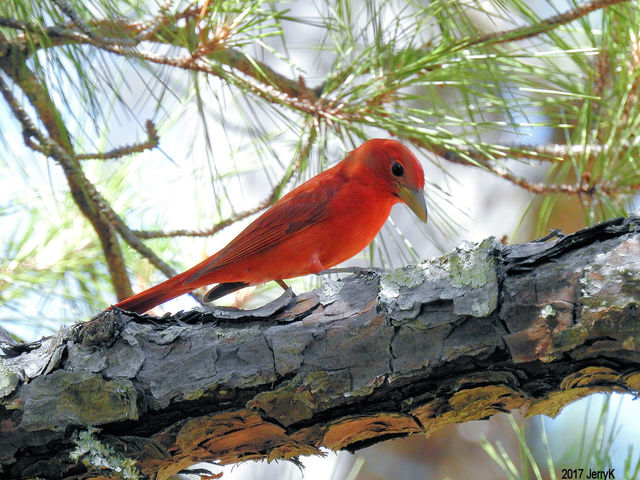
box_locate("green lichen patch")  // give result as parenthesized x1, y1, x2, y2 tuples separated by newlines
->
(20, 370, 139, 431)
(0, 362, 20, 399)
(447, 238, 499, 317)
(184, 388, 206, 401)
(379, 264, 427, 304)
(70, 427, 141, 479)
(382, 265, 427, 291)
(322, 279, 344, 298)
(446, 237, 497, 289)
(378, 237, 499, 317)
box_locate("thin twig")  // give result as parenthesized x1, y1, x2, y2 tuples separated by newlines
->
(433, 142, 617, 165)
(51, 0, 102, 39)
(485, 161, 594, 195)
(76, 120, 159, 160)
(409, 137, 619, 195)
(51, 0, 141, 47)
(460, 0, 631, 49)
(133, 202, 267, 239)
(134, 125, 318, 239)
(503, 143, 610, 161)
(0, 74, 42, 143)
(0, 17, 34, 32)
(97, 43, 335, 120)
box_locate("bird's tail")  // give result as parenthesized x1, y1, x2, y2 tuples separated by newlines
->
(108, 256, 218, 314)
(108, 275, 193, 314)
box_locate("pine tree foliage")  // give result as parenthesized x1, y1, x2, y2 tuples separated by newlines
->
(0, 0, 638, 333)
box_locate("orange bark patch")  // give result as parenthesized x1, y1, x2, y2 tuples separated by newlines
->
(323, 413, 420, 450)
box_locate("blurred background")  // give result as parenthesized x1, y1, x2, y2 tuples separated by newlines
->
(1, 0, 640, 478)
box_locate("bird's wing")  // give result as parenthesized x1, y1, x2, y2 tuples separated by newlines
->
(186, 170, 344, 283)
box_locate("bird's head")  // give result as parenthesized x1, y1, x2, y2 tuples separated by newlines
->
(353, 138, 428, 222)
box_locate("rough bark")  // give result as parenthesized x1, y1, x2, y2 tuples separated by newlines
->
(2, 216, 640, 479)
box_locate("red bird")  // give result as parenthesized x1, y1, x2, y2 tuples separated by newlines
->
(110, 138, 427, 313)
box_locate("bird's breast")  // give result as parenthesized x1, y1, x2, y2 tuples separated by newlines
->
(212, 180, 395, 284)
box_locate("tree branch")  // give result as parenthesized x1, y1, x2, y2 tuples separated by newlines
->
(0, 51, 134, 300)
(2, 215, 640, 479)
(1, 0, 634, 195)
(0, 50, 180, 298)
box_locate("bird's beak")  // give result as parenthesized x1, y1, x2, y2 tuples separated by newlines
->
(397, 186, 428, 223)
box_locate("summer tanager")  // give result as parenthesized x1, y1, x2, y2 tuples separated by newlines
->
(110, 138, 427, 313)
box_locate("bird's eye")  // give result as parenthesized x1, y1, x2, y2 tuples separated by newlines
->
(391, 162, 404, 177)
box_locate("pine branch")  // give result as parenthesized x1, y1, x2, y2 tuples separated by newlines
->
(1, 1, 632, 176)
(0, 0, 630, 125)
(0, 46, 133, 300)
(0, 50, 170, 301)
(485, 161, 594, 195)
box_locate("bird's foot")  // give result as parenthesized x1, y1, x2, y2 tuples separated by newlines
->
(199, 286, 296, 322)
